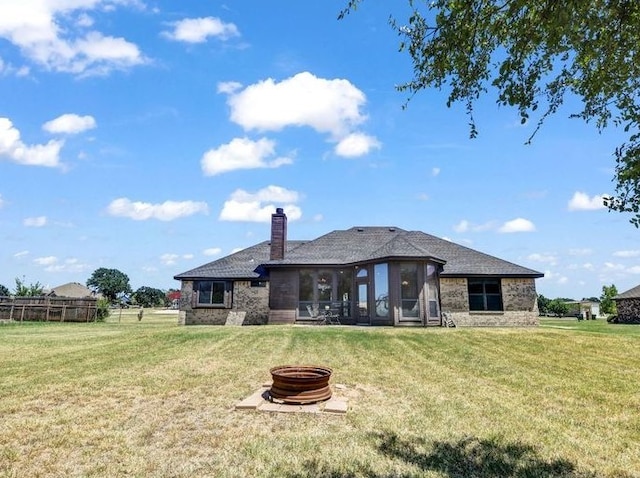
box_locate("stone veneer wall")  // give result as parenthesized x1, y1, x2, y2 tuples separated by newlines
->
(178, 280, 270, 325)
(615, 298, 640, 324)
(440, 277, 539, 327)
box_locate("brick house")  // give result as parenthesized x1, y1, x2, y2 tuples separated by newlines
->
(613, 284, 640, 323)
(174, 209, 543, 326)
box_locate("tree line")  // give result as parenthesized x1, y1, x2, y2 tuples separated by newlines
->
(538, 285, 618, 317)
(0, 268, 179, 309)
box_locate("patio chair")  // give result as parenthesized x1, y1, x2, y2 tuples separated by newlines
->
(306, 304, 327, 325)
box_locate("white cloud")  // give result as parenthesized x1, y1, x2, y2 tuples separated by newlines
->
(527, 253, 557, 265)
(162, 17, 239, 43)
(0, 193, 4, 208)
(24, 216, 47, 227)
(160, 253, 194, 265)
(627, 266, 640, 274)
(542, 270, 568, 284)
(217, 81, 242, 94)
(569, 248, 593, 256)
(432, 167, 441, 176)
(0, 118, 64, 167)
(43, 114, 96, 134)
(603, 262, 626, 272)
(36, 256, 91, 273)
(33, 255, 57, 266)
(203, 247, 222, 256)
(219, 185, 302, 222)
(498, 218, 536, 233)
(160, 253, 179, 265)
(14, 250, 29, 258)
(0, 56, 30, 77)
(334, 132, 381, 157)
(224, 72, 368, 139)
(416, 193, 429, 201)
(201, 137, 293, 176)
(613, 250, 640, 258)
(106, 198, 209, 221)
(568, 191, 607, 211)
(453, 220, 469, 233)
(453, 219, 496, 233)
(0, 1, 146, 75)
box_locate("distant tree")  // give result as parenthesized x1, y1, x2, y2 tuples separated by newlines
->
(87, 268, 132, 304)
(95, 297, 110, 322)
(133, 286, 166, 308)
(548, 299, 570, 317)
(600, 284, 618, 316)
(537, 294, 551, 315)
(0, 284, 9, 296)
(14, 276, 44, 296)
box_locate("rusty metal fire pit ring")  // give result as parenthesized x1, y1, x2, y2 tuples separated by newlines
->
(269, 365, 333, 404)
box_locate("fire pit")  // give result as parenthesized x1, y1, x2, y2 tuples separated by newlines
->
(269, 365, 333, 404)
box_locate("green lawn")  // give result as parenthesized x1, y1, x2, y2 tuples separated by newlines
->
(0, 311, 638, 477)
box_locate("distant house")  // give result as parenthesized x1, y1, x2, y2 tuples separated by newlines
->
(167, 290, 181, 309)
(47, 282, 98, 299)
(613, 285, 640, 324)
(563, 300, 601, 319)
(174, 209, 543, 327)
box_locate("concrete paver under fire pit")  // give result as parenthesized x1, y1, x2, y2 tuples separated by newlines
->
(236, 384, 349, 414)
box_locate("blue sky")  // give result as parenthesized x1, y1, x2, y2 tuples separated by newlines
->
(1, 0, 638, 299)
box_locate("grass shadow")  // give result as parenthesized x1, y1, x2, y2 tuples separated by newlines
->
(375, 432, 599, 478)
(284, 432, 607, 478)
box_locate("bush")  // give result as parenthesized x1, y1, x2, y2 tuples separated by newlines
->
(606, 315, 619, 324)
(96, 298, 110, 322)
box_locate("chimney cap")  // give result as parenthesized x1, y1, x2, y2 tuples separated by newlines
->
(275, 207, 284, 214)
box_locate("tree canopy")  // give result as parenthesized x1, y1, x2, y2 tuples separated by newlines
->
(0, 284, 9, 296)
(599, 284, 618, 315)
(340, 0, 640, 225)
(133, 286, 166, 308)
(14, 277, 44, 297)
(87, 268, 132, 304)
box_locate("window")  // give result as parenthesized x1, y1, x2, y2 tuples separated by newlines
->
(298, 269, 353, 318)
(250, 280, 267, 288)
(374, 263, 389, 317)
(400, 263, 419, 318)
(468, 279, 503, 311)
(195, 280, 231, 307)
(426, 264, 439, 318)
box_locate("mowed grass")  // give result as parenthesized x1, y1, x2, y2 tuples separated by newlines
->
(0, 311, 638, 478)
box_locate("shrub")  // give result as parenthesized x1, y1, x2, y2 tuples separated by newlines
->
(96, 298, 110, 322)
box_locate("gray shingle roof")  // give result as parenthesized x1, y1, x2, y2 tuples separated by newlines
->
(614, 284, 640, 300)
(175, 227, 542, 280)
(173, 241, 307, 280)
(265, 227, 542, 277)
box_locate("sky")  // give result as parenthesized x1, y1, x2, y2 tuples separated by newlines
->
(1, 0, 638, 300)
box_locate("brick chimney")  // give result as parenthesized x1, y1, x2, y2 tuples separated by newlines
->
(270, 208, 287, 260)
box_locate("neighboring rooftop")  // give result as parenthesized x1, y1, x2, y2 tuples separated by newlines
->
(47, 282, 97, 298)
(614, 284, 640, 300)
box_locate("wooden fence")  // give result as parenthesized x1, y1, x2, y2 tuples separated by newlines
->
(0, 296, 98, 323)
